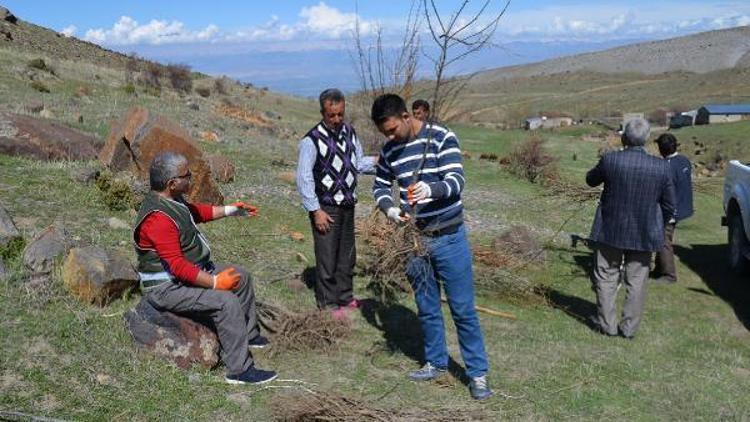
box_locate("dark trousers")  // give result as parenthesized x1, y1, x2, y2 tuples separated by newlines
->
(655, 223, 677, 281)
(146, 263, 258, 375)
(310, 204, 355, 309)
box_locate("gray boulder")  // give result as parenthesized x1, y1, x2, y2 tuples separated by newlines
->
(0, 7, 17, 24)
(62, 246, 137, 306)
(0, 204, 22, 250)
(23, 224, 71, 274)
(124, 299, 220, 369)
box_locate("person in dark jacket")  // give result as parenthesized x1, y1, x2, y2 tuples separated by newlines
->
(653, 133, 693, 283)
(586, 118, 676, 339)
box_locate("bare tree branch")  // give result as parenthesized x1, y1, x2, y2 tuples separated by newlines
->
(422, 0, 512, 121)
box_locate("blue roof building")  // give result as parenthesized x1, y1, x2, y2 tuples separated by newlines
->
(696, 104, 750, 125)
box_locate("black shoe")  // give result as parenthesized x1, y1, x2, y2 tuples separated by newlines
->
(618, 328, 634, 340)
(225, 366, 278, 385)
(248, 335, 270, 349)
(595, 324, 618, 337)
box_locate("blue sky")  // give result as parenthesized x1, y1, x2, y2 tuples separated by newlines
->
(6, 1, 749, 47)
(4, 1, 749, 95)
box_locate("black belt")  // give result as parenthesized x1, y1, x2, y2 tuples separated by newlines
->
(420, 223, 461, 237)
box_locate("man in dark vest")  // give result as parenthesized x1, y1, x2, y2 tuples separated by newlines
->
(653, 133, 693, 283)
(134, 151, 277, 385)
(296, 88, 376, 315)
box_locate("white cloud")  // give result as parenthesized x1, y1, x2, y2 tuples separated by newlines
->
(82, 2, 374, 47)
(299, 2, 373, 38)
(83, 16, 219, 45)
(60, 25, 77, 37)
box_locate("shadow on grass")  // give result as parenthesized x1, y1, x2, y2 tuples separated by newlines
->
(359, 298, 470, 385)
(302, 266, 316, 289)
(546, 288, 599, 331)
(675, 244, 750, 331)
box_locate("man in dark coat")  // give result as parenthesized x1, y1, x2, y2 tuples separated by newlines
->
(586, 118, 676, 339)
(653, 133, 694, 283)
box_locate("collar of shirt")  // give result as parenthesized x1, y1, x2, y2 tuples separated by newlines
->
(320, 121, 347, 139)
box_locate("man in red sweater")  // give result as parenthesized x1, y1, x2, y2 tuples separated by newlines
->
(134, 151, 276, 385)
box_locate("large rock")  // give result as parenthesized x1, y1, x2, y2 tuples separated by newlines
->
(99, 107, 223, 205)
(124, 299, 220, 369)
(62, 247, 137, 306)
(0, 204, 21, 250)
(0, 7, 17, 24)
(23, 223, 71, 274)
(0, 111, 102, 161)
(207, 154, 235, 183)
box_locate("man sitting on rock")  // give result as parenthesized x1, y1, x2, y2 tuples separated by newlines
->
(133, 151, 277, 385)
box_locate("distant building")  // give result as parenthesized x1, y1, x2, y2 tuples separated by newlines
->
(524, 116, 573, 130)
(695, 104, 750, 125)
(524, 117, 543, 130)
(542, 117, 574, 129)
(669, 110, 697, 129)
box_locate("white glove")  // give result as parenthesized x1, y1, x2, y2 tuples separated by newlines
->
(386, 207, 404, 224)
(410, 181, 431, 203)
(224, 205, 239, 216)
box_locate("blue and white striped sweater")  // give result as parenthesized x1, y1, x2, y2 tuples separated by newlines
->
(372, 122, 465, 232)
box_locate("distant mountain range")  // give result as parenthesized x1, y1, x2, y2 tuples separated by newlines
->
(472, 25, 750, 84)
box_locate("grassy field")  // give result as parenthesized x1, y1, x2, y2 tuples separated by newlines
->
(2, 102, 749, 421)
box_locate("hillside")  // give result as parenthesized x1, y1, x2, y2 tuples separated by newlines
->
(473, 25, 750, 83)
(1, 8, 749, 421)
(448, 26, 750, 126)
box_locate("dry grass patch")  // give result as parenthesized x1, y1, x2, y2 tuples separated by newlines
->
(216, 104, 273, 128)
(270, 388, 487, 421)
(257, 301, 351, 357)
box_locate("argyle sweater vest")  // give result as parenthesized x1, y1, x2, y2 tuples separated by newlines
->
(308, 122, 358, 207)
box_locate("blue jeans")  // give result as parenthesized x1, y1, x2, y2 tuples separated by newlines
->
(406, 224, 489, 378)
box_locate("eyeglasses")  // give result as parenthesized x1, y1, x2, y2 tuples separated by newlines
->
(172, 170, 192, 181)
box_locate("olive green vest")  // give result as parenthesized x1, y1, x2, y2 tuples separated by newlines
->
(133, 191, 211, 274)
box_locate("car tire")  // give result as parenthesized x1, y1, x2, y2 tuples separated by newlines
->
(728, 212, 750, 274)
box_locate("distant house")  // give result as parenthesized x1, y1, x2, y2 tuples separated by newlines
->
(542, 117, 574, 129)
(695, 104, 750, 125)
(524, 116, 573, 130)
(524, 117, 543, 130)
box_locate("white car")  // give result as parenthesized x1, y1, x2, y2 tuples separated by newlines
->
(723, 160, 750, 273)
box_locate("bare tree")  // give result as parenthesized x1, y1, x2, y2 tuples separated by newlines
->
(349, 1, 422, 153)
(423, 0, 511, 121)
(350, 0, 421, 101)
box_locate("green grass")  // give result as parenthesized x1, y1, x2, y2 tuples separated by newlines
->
(1, 50, 749, 420)
(669, 120, 750, 164)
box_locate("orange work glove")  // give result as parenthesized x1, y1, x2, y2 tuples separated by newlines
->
(213, 267, 241, 290)
(226, 201, 258, 217)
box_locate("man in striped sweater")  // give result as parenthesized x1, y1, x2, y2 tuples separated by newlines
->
(370, 94, 492, 400)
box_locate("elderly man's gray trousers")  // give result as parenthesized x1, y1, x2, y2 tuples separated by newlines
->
(145, 263, 259, 375)
(592, 244, 651, 337)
